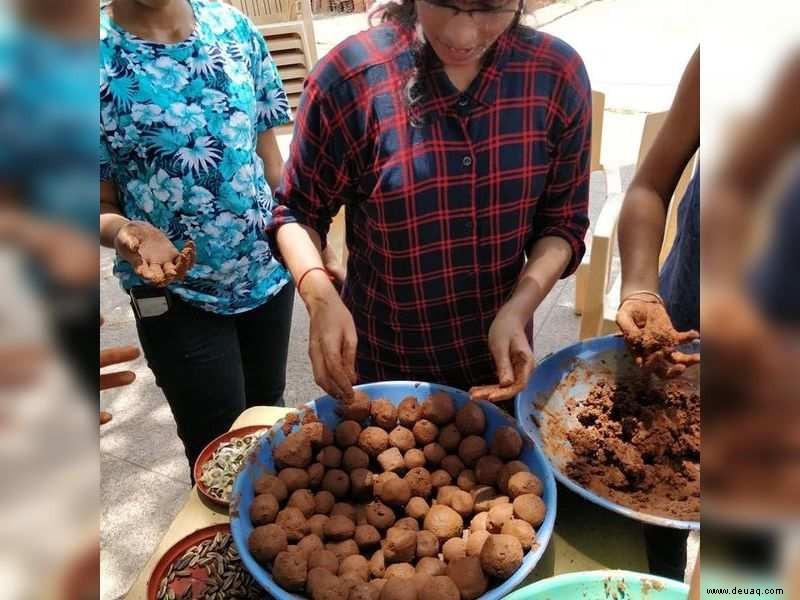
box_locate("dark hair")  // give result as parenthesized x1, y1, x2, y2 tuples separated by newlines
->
(371, 0, 526, 125)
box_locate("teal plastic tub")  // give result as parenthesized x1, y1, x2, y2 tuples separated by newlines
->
(505, 570, 689, 600)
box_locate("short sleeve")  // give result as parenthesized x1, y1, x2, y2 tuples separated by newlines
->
(250, 27, 292, 132)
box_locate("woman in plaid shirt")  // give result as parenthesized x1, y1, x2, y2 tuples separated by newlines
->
(271, 0, 591, 401)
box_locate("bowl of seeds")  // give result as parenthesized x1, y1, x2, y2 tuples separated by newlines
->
(147, 524, 263, 600)
(195, 426, 269, 509)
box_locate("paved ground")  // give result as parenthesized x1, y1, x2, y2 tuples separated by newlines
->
(100, 0, 699, 597)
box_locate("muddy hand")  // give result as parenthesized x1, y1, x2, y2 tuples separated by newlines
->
(115, 221, 195, 286)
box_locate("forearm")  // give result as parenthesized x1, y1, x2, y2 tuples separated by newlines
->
(504, 236, 572, 322)
(275, 223, 337, 307)
(100, 181, 128, 248)
(618, 184, 667, 298)
(257, 129, 284, 194)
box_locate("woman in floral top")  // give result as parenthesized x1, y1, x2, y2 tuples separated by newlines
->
(99, 0, 311, 473)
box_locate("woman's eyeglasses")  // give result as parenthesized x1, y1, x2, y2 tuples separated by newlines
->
(420, 0, 523, 25)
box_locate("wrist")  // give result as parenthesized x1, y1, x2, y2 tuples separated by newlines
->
(299, 268, 338, 310)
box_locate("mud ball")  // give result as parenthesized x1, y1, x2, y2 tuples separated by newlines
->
(421, 392, 456, 425)
(350, 468, 374, 498)
(404, 449, 427, 470)
(335, 421, 363, 448)
(370, 580, 388, 598)
(447, 556, 488, 600)
(371, 399, 399, 430)
(487, 503, 515, 532)
(449, 490, 474, 518)
(423, 443, 446, 467)
(277, 507, 309, 542)
(279, 467, 312, 493)
(384, 563, 416, 580)
(341, 570, 367, 591)
(458, 436, 487, 468)
(302, 422, 335, 448)
(297, 534, 324, 557)
(249, 523, 287, 564)
(317, 446, 343, 469)
(442, 537, 467, 563)
(406, 497, 430, 520)
(474, 456, 504, 487)
(275, 431, 313, 469)
(359, 427, 390, 458)
(340, 391, 371, 422)
(342, 446, 370, 472)
(440, 455, 465, 479)
(288, 488, 317, 518)
(416, 557, 446, 577)
(322, 469, 350, 499)
(273, 550, 308, 592)
(379, 478, 412, 507)
(366, 500, 397, 530)
(501, 518, 536, 550)
(326, 539, 360, 563)
(412, 420, 439, 446)
(435, 485, 460, 507)
(354, 504, 369, 526)
(354, 524, 382, 549)
(254, 474, 288, 503)
(480, 534, 523, 579)
(465, 530, 490, 557)
(308, 549, 339, 575)
(491, 426, 523, 460)
(416, 530, 439, 558)
(307, 463, 326, 489)
(374, 472, 400, 497)
(455, 402, 486, 436)
(380, 575, 417, 600)
(389, 426, 416, 452)
(306, 568, 340, 600)
(369, 549, 386, 578)
(350, 583, 379, 600)
(437, 424, 462, 453)
(430, 469, 453, 489)
(339, 554, 370, 582)
(469, 512, 489, 533)
(470, 486, 498, 513)
(307, 514, 329, 538)
(324, 515, 356, 541)
(513, 494, 546, 527)
(456, 469, 478, 492)
(404, 467, 433, 498)
(496, 460, 530, 495)
(423, 505, 464, 542)
(331, 503, 356, 521)
(397, 396, 422, 428)
(394, 517, 420, 531)
(507, 471, 544, 498)
(384, 526, 417, 564)
(377, 447, 406, 473)
(419, 576, 460, 600)
(250, 493, 279, 526)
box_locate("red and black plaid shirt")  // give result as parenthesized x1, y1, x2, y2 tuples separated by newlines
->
(272, 22, 591, 390)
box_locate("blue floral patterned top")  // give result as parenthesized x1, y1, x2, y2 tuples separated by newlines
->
(100, 0, 291, 314)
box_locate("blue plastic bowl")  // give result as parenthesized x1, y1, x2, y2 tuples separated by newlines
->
(231, 381, 557, 600)
(504, 570, 689, 600)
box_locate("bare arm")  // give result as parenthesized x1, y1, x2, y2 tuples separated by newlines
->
(100, 180, 129, 249)
(256, 128, 285, 194)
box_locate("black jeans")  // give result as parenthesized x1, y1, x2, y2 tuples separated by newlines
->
(134, 283, 294, 476)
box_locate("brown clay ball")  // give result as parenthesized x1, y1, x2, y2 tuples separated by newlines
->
(342, 446, 370, 472)
(289, 488, 317, 518)
(350, 583, 379, 600)
(335, 421, 363, 448)
(308, 549, 339, 575)
(324, 515, 356, 541)
(502, 518, 536, 550)
(497, 461, 529, 495)
(419, 576, 460, 600)
(339, 554, 370, 582)
(416, 557, 446, 577)
(406, 497, 430, 520)
(389, 426, 416, 452)
(384, 563, 416, 580)
(397, 396, 422, 428)
(455, 402, 486, 436)
(350, 468, 374, 498)
(423, 443, 447, 467)
(377, 447, 406, 472)
(359, 427, 390, 458)
(308, 463, 326, 489)
(416, 530, 439, 558)
(326, 539, 360, 563)
(442, 537, 467, 563)
(354, 504, 369, 526)
(354, 524, 382, 549)
(474, 456, 504, 487)
(423, 505, 464, 542)
(370, 399, 398, 430)
(315, 490, 336, 515)
(380, 575, 416, 600)
(379, 478, 412, 507)
(318, 446, 343, 469)
(331, 503, 356, 521)
(366, 500, 397, 530)
(404, 449, 427, 470)
(340, 391, 371, 422)
(513, 494, 546, 527)
(487, 503, 515, 532)
(491, 426, 523, 460)
(277, 507, 309, 542)
(508, 471, 544, 498)
(447, 557, 488, 600)
(411, 574, 432, 596)
(394, 517, 420, 531)
(322, 469, 350, 499)
(449, 490, 474, 518)
(275, 431, 313, 468)
(369, 549, 386, 578)
(421, 392, 456, 425)
(457, 470, 477, 492)
(405, 467, 433, 498)
(458, 436, 487, 468)
(436, 485, 460, 507)
(430, 470, 452, 489)
(471, 486, 497, 513)
(465, 530, 490, 557)
(254, 474, 288, 503)
(250, 493, 279, 526)
(302, 422, 334, 448)
(273, 550, 308, 592)
(297, 534, 325, 557)
(249, 523, 287, 564)
(370, 579, 388, 597)
(279, 467, 312, 492)
(384, 527, 417, 564)
(437, 424, 462, 452)
(480, 534, 523, 579)
(308, 514, 329, 539)
(440, 455, 465, 479)
(413, 420, 439, 446)
(470, 512, 489, 533)
(306, 568, 340, 600)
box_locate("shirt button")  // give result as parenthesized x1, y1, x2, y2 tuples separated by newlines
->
(458, 95, 469, 107)
(462, 156, 473, 168)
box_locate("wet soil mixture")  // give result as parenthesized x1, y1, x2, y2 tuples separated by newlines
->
(564, 378, 700, 520)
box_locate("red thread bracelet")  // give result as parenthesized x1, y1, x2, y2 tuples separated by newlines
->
(296, 266, 333, 293)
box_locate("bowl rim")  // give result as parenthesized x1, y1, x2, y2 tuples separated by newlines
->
(504, 569, 690, 599)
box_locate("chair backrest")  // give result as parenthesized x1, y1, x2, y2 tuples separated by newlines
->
(591, 90, 605, 172)
(228, 0, 298, 24)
